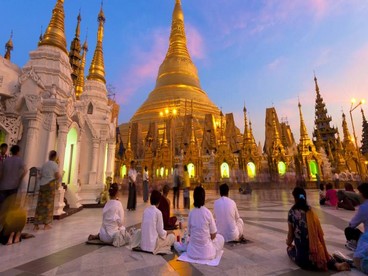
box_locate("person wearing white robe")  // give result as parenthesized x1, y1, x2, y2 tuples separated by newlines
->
(174, 186, 224, 260)
(140, 190, 175, 254)
(88, 184, 129, 247)
(214, 183, 244, 242)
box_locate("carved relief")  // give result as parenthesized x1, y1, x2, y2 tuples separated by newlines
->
(24, 95, 40, 112)
(43, 113, 56, 132)
(85, 118, 98, 138)
(4, 92, 20, 114)
(0, 115, 23, 145)
(19, 66, 45, 90)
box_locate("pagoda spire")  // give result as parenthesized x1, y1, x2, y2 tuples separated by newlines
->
(342, 113, 352, 142)
(155, 0, 201, 89)
(272, 109, 281, 141)
(312, 74, 337, 159)
(69, 12, 82, 86)
(298, 101, 309, 141)
(75, 38, 88, 99)
(39, 0, 67, 54)
(87, 4, 106, 84)
(4, 31, 13, 61)
(243, 105, 251, 141)
(361, 108, 368, 156)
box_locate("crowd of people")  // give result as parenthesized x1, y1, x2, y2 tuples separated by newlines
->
(2, 149, 368, 273)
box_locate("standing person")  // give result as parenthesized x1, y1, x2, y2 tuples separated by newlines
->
(183, 165, 190, 209)
(127, 160, 137, 211)
(345, 183, 368, 251)
(33, 150, 61, 230)
(142, 166, 149, 203)
(140, 190, 175, 254)
(172, 164, 180, 209)
(0, 143, 8, 163)
(286, 187, 349, 271)
(214, 183, 245, 242)
(0, 145, 26, 205)
(174, 186, 224, 260)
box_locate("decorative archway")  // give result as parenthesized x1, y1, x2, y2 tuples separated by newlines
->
(188, 163, 195, 178)
(221, 162, 230, 178)
(247, 162, 256, 179)
(160, 167, 165, 177)
(121, 164, 127, 177)
(278, 161, 286, 176)
(0, 129, 6, 144)
(62, 128, 78, 185)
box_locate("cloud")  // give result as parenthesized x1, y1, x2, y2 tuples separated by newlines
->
(186, 24, 206, 60)
(114, 28, 168, 105)
(267, 57, 286, 71)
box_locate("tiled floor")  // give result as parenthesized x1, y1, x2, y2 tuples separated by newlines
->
(0, 188, 366, 276)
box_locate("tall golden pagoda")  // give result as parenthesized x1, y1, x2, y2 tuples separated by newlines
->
(130, 0, 220, 125)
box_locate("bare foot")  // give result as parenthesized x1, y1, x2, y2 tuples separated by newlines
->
(44, 224, 52, 230)
(13, 232, 21, 243)
(6, 232, 15, 245)
(335, 262, 350, 271)
(33, 225, 40, 231)
(88, 234, 99, 241)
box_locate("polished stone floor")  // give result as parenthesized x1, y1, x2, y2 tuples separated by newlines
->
(0, 188, 366, 276)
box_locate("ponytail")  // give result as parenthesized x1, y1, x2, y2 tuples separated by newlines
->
(292, 187, 310, 212)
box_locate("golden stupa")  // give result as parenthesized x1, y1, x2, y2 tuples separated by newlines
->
(130, 0, 220, 125)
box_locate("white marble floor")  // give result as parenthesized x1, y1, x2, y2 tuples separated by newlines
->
(0, 188, 366, 276)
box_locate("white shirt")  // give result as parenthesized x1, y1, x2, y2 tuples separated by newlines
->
(140, 205, 167, 252)
(214, 196, 241, 242)
(128, 168, 137, 183)
(143, 171, 149, 181)
(187, 206, 217, 260)
(99, 199, 125, 243)
(39, 160, 59, 186)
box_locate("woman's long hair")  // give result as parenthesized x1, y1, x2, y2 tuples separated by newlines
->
(292, 186, 310, 212)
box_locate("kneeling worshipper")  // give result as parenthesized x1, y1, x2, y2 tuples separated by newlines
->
(88, 183, 130, 247)
(158, 184, 177, 230)
(214, 183, 245, 242)
(140, 190, 175, 254)
(174, 186, 224, 260)
(286, 187, 350, 272)
(0, 194, 27, 245)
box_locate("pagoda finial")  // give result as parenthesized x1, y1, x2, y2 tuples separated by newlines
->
(155, 0, 200, 89)
(298, 101, 309, 140)
(87, 3, 106, 84)
(314, 73, 320, 96)
(4, 31, 13, 61)
(69, 11, 82, 86)
(39, 0, 67, 54)
(75, 36, 88, 100)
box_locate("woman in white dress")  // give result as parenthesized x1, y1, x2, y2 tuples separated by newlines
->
(174, 186, 224, 260)
(88, 183, 129, 247)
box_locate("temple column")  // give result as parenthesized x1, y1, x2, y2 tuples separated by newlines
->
(98, 139, 107, 184)
(88, 139, 100, 186)
(105, 140, 115, 179)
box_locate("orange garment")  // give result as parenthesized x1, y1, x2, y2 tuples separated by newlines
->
(306, 209, 330, 271)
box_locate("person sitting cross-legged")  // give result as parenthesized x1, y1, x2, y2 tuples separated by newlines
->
(214, 183, 245, 242)
(158, 184, 177, 230)
(88, 183, 130, 247)
(174, 186, 224, 260)
(140, 190, 175, 254)
(345, 183, 368, 251)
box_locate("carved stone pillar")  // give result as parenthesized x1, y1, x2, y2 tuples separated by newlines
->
(105, 140, 115, 178)
(57, 127, 68, 178)
(88, 139, 100, 186)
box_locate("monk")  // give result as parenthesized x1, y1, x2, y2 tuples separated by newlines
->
(158, 184, 177, 230)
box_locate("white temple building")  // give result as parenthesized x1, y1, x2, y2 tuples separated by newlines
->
(0, 0, 118, 216)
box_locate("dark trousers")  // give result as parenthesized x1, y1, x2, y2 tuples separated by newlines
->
(345, 227, 362, 242)
(173, 187, 179, 208)
(183, 188, 190, 209)
(143, 180, 149, 203)
(127, 182, 136, 210)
